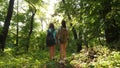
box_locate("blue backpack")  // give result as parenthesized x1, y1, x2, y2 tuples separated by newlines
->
(46, 29, 55, 46)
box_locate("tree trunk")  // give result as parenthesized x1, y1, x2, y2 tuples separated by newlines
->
(62, 0, 82, 52)
(16, 0, 19, 46)
(25, 1, 36, 52)
(0, 0, 14, 51)
(105, 20, 119, 43)
(26, 11, 36, 52)
(71, 24, 82, 52)
(101, 1, 119, 44)
(71, 26, 77, 39)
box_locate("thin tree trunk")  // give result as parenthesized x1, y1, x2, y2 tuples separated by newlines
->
(62, 0, 82, 52)
(0, 0, 14, 51)
(26, 11, 36, 52)
(25, 1, 36, 52)
(16, 0, 19, 46)
(101, 1, 111, 43)
(101, 1, 118, 44)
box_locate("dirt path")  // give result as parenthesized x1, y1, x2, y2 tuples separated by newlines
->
(44, 60, 73, 68)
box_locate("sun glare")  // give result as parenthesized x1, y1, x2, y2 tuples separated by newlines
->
(41, 0, 60, 31)
(14, 0, 60, 31)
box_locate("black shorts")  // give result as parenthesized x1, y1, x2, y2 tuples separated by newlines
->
(46, 40, 55, 47)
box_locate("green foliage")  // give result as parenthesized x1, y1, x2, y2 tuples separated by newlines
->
(29, 31, 46, 51)
(70, 45, 120, 68)
(25, 0, 43, 6)
(0, 0, 120, 67)
(0, 48, 49, 67)
(0, 0, 8, 21)
(56, 0, 120, 47)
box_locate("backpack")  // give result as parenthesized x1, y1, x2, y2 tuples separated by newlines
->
(46, 29, 55, 46)
(58, 27, 68, 43)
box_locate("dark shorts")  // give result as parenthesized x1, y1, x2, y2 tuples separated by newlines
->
(46, 40, 55, 47)
(59, 39, 67, 44)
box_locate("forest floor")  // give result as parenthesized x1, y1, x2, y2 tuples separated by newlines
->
(44, 59, 73, 68)
(0, 45, 120, 68)
(0, 46, 75, 68)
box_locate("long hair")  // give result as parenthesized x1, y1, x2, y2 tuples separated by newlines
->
(49, 23, 55, 30)
(61, 20, 66, 28)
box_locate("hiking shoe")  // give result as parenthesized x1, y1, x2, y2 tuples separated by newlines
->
(59, 60, 65, 64)
(63, 57, 67, 61)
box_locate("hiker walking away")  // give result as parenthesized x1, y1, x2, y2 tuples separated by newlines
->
(46, 23, 57, 60)
(57, 20, 68, 63)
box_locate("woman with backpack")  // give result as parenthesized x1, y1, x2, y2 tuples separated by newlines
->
(57, 20, 68, 63)
(46, 23, 57, 60)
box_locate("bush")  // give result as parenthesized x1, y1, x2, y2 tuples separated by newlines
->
(70, 45, 120, 68)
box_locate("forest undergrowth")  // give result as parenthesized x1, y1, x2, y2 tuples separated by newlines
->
(0, 45, 120, 68)
(70, 46, 120, 68)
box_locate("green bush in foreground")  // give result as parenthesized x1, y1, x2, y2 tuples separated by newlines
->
(70, 46, 120, 68)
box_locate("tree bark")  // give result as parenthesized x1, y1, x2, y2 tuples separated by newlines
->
(24, 1, 37, 52)
(101, 1, 119, 44)
(16, 0, 19, 46)
(0, 0, 14, 51)
(26, 11, 36, 52)
(62, 0, 82, 52)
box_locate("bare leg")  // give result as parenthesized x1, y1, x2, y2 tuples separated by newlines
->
(49, 45, 55, 60)
(60, 44, 64, 60)
(63, 43, 66, 58)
